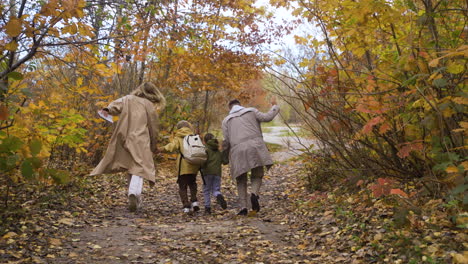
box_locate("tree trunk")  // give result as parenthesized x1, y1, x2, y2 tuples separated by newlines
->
(202, 90, 210, 132)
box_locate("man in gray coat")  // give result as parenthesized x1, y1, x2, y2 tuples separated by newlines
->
(222, 99, 280, 215)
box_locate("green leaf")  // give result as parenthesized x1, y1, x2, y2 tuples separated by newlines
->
(405, 0, 418, 12)
(21, 160, 34, 180)
(393, 207, 410, 228)
(27, 157, 42, 169)
(464, 194, 468, 205)
(47, 169, 70, 184)
(0, 136, 24, 153)
(6, 154, 19, 169)
(7, 71, 23, 80)
(0, 157, 9, 171)
(29, 139, 42, 156)
(450, 184, 468, 196)
(432, 162, 452, 172)
(402, 73, 428, 87)
(447, 62, 464, 74)
(416, 15, 428, 26)
(21, 88, 33, 97)
(432, 78, 447, 88)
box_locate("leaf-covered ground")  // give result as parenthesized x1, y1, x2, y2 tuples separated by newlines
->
(1, 159, 466, 263)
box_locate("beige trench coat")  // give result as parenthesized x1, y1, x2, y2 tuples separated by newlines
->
(222, 105, 280, 179)
(90, 95, 159, 183)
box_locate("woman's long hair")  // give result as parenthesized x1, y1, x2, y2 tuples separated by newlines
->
(131, 82, 166, 111)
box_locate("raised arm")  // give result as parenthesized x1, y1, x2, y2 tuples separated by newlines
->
(105, 97, 125, 115)
(163, 137, 180, 153)
(254, 105, 280, 122)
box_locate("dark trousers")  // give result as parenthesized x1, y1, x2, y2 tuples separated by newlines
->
(178, 174, 198, 208)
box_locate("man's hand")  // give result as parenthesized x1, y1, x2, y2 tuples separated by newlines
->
(271, 96, 277, 106)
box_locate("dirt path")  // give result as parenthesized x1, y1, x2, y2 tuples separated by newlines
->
(51, 162, 315, 264)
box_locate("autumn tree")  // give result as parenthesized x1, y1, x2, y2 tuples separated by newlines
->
(0, 0, 283, 192)
(269, 0, 467, 199)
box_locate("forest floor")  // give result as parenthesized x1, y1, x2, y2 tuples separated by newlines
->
(1, 153, 466, 263)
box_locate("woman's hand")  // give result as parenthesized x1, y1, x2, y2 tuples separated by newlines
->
(99, 109, 110, 117)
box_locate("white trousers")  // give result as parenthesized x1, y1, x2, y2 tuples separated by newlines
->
(128, 175, 143, 196)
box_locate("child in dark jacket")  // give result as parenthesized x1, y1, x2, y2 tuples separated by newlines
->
(201, 133, 227, 214)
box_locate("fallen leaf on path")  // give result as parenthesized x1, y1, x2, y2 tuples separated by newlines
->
(2, 232, 17, 239)
(57, 218, 74, 226)
(48, 238, 61, 247)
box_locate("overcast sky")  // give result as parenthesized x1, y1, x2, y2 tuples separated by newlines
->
(253, 0, 319, 53)
(255, 0, 297, 49)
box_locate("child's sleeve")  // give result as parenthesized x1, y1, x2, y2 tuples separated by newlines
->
(105, 97, 125, 115)
(163, 137, 179, 152)
(201, 149, 209, 169)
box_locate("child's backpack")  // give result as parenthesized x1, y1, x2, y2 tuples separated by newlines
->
(181, 134, 207, 165)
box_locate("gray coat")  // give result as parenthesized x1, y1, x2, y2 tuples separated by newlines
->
(222, 105, 280, 179)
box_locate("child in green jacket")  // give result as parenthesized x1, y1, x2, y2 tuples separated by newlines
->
(201, 133, 227, 215)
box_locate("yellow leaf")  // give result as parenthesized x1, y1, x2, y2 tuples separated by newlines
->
(49, 28, 60, 37)
(5, 18, 22, 37)
(77, 23, 94, 37)
(451, 251, 468, 264)
(453, 97, 468, 105)
(461, 161, 468, 170)
(446, 166, 458, 173)
(62, 24, 78, 35)
(355, 47, 366, 57)
(74, 9, 85, 18)
(447, 62, 465, 74)
(452, 128, 465, 133)
(460, 122, 468, 129)
(373, 233, 383, 241)
(49, 238, 62, 246)
(5, 41, 18, 51)
(247, 210, 257, 217)
(455, 214, 468, 226)
(25, 26, 34, 37)
(428, 72, 442, 81)
(297, 244, 307, 250)
(428, 58, 439, 67)
(58, 217, 74, 226)
(2, 232, 17, 239)
(442, 107, 456, 118)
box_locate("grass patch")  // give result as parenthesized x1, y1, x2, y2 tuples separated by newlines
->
(262, 127, 273, 133)
(278, 128, 310, 138)
(266, 142, 283, 152)
(261, 121, 282, 128)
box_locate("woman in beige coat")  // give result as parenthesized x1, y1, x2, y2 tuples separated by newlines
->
(91, 82, 165, 212)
